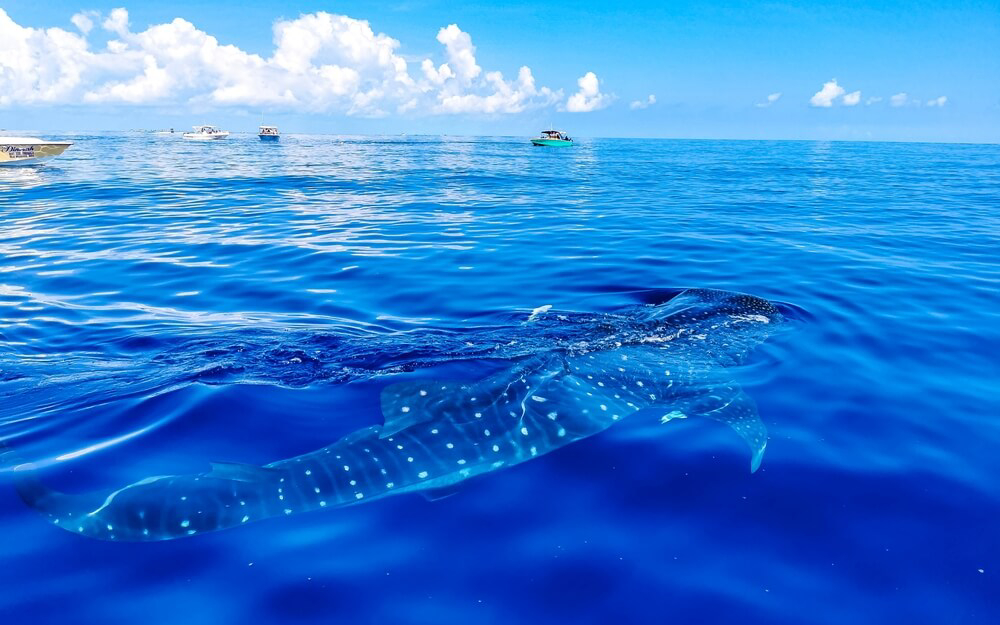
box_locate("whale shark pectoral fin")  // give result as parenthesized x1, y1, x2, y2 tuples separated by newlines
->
(379, 380, 472, 438)
(665, 388, 768, 473)
(420, 485, 463, 501)
(207, 462, 283, 482)
(342, 425, 382, 444)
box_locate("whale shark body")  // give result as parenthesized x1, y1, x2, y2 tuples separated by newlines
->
(5, 288, 789, 541)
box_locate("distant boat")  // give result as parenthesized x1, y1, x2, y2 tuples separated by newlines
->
(531, 130, 573, 147)
(258, 125, 280, 141)
(183, 125, 229, 140)
(0, 137, 73, 166)
(153, 129, 177, 135)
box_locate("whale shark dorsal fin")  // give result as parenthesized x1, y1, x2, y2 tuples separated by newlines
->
(207, 462, 282, 482)
(379, 380, 472, 438)
(665, 387, 768, 473)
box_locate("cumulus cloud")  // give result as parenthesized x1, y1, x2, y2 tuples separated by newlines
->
(629, 94, 656, 110)
(926, 96, 947, 107)
(71, 11, 98, 35)
(756, 92, 781, 108)
(565, 71, 614, 112)
(0, 9, 574, 116)
(890, 92, 909, 107)
(842, 90, 861, 106)
(810, 79, 845, 107)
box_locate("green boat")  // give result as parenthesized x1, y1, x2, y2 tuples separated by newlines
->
(531, 130, 574, 147)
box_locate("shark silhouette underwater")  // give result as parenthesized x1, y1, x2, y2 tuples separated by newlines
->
(4, 288, 791, 542)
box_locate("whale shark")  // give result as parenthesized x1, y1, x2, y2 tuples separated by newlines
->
(3, 288, 789, 541)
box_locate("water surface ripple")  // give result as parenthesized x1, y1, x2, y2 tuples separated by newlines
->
(1, 134, 998, 623)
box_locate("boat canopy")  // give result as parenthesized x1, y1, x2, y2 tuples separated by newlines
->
(259, 126, 279, 134)
(192, 125, 220, 133)
(538, 130, 570, 140)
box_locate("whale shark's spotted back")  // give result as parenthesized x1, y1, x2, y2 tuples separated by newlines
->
(4, 288, 791, 541)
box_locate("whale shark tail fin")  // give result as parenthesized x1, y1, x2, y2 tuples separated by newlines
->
(1, 441, 54, 513)
(1, 440, 94, 525)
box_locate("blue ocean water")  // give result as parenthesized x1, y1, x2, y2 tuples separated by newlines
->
(0, 134, 998, 623)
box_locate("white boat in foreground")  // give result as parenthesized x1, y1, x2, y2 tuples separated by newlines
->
(0, 137, 73, 166)
(182, 125, 230, 140)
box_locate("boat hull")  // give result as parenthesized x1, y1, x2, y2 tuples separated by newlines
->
(259, 134, 280, 141)
(531, 139, 573, 147)
(0, 142, 72, 166)
(183, 134, 229, 140)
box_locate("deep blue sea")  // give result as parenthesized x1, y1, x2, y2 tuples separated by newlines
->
(1, 134, 998, 624)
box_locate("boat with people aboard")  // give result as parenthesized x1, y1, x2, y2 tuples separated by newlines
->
(531, 130, 573, 147)
(258, 125, 280, 141)
(0, 137, 73, 166)
(182, 125, 230, 140)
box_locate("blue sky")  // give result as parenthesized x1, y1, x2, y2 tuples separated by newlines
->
(2, 1, 998, 141)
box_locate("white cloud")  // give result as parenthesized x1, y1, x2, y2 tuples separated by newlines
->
(424, 26, 560, 114)
(842, 90, 861, 106)
(0, 9, 568, 116)
(71, 11, 97, 35)
(565, 71, 614, 112)
(102, 7, 130, 38)
(890, 92, 909, 107)
(434, 24, 481, 85)
(629, 94, 656, 110)
(756, 92, 781, 108)
(926, 96, 947, 107)
(865, 96, 883, 105)
(810, 79, 846, 107)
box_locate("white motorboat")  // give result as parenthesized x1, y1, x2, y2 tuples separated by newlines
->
(0, 137, 73, 166)
(182, 125, 230, 140)
(258, 125, 280, 141)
